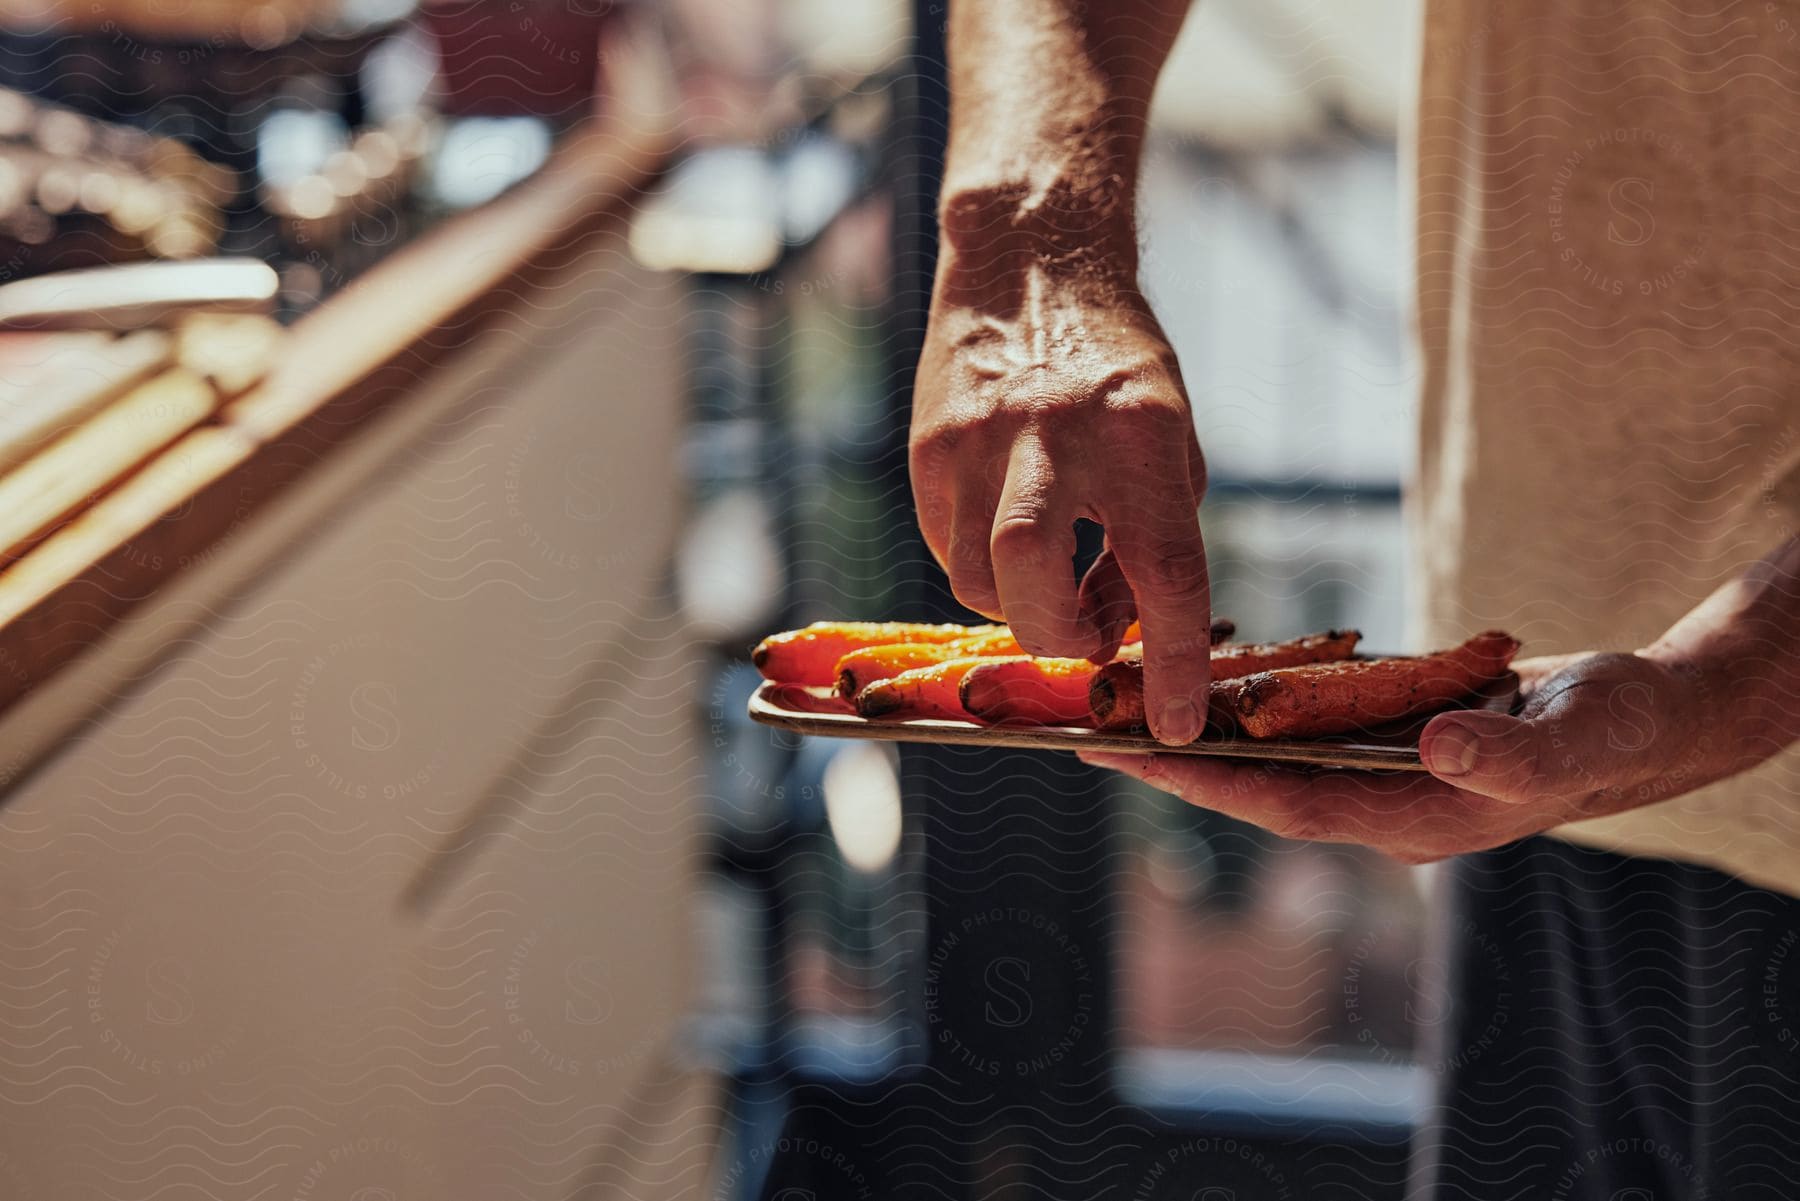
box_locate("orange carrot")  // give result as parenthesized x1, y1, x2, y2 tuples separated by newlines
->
(1089, 629, 1363, 731)
(1226, 630, 1519, 739)
(943, 619, 1237, 725)
(833, 629, 1023, 699)
(958, 653, 1120, 726)
(855, 657, 990, 720)
(754, 621, 995, 685)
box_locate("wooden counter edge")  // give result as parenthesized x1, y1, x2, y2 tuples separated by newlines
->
(0, 103, 673, 723)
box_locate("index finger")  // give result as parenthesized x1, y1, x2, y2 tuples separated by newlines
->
(1100, 480, 1212, 745)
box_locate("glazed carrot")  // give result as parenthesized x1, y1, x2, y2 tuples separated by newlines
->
(834, 629, 1024, 699)
(754, 621, 995, 685)
(958, 651, 1129, 725)
(855, 657, 991, 720)
(950, 619, 1235, 725)
(1224, 629, 1519, 740)
(1089, 629, 1363, 731)
(932, 617, 1235, 724)
(759, 614, 1227, 689)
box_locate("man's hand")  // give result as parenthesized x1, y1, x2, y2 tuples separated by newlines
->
(913, 250, 1212, 745)
(1073, 487, 1798, 864)
(1078, 651, 1720, 863)
(912, 0, 1207, 744)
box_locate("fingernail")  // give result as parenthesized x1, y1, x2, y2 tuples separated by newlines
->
(1156, 698, 1200, 745)
(1426, 722, 1478, 777)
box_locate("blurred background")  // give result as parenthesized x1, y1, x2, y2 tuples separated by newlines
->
(0, 1, 1432, 1197)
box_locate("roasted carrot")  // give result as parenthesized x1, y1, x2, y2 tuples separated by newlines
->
(1211, 629, 1362, 679)
(957, 652, 1123, 725)
(951, 618, 1237, 725)
(1225, 630, 1521, 739)
(762, 683, 857, 715)
(831, 617, 1205, 701)
(834, 629, 1023, 699)
(1106, 619, 1229, 651)
(855, 657, 991, 720)
(1089, 629, 1363, 731)
(754, 621, 995, 685)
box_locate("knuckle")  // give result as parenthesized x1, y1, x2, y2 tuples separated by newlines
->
(911, 418, 972, 467)
(991, 512, 1064, 571)
(1111, 393, 1191, 439)
(1465, 720, 1544, 794)
(1134, 539, 1209, 601)
(915, 401, 1020, 457)
(1001, 385, 1077, 411)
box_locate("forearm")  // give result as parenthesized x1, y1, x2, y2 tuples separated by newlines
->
(1641, 534, 1800, 781)
(940, 0, 1191, 275)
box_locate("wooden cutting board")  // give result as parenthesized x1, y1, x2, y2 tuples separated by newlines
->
(748, 672, 1521, 772)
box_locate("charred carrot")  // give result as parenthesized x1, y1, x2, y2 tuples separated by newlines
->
(855, 657, 991, 720)
(754, 621, 995, 685)
(1225, 630, 1519, 740)
(833, 629, 1024, 699)
(1089, 629, 1363, 731)
(1210, 629, 1361, 679)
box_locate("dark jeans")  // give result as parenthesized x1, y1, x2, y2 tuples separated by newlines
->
(1410, 837, 1800, 1200)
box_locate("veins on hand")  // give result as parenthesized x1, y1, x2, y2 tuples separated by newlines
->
(957, 265, 1090, 380)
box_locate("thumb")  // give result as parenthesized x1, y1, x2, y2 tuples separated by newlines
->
(1420, 710, 1548, 799)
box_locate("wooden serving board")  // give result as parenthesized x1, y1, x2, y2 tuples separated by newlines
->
(748, 672, 1520, 773)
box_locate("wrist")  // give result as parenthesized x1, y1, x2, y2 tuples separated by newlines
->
(939, 136, 1142, 277)
(939, 185, 1138, 276)
(1629, 647, 1740, 787)
(933, 182, 1142, 314)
